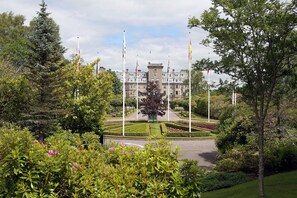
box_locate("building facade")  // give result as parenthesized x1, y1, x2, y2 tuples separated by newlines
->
(115, 62, 189, 100)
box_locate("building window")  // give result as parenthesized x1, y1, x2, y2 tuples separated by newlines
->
(176, 85, 178, 88)
(176, 91, 178, 95)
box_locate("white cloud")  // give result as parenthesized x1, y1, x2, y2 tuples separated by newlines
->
(0, 0, 229, 83)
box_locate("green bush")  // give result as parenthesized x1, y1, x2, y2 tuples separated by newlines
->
(0, 127, 202, 197)
(265, 140, 297, 172)
(200, 171, 252, 192)
(167, 132, 210, 137)
(215, 145, 258, 173)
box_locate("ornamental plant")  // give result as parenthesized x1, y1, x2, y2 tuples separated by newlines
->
(0, 127, 202, 197)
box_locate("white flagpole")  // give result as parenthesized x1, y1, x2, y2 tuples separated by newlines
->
(188, 32, 192, 133)
(75, 36, 80, 99)
(232, 88, 234, 105)
(136, 55, 139, 120)
(122, 30, 126, 136)
(234, 86, 237, 105)
(167, 56, 170, 121)
(76, 36, 80, 72)
(208, 69, 210, 123)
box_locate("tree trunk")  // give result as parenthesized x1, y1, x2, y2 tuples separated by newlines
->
(258, 120, 265, 197)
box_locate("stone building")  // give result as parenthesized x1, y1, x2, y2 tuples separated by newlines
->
(115, 62, 188, 100)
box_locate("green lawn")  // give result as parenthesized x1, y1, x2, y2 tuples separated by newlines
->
(203, 171, 297, 198)
(175, 110, 219, 123)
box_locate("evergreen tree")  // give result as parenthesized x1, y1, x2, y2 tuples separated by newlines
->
(24, 0, 66, 140)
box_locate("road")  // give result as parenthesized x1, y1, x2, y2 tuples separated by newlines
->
(104, 138, 217, 168)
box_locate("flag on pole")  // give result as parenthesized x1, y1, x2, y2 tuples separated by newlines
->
(188, 32, 192, 133)
(122, 30, 126, 136)
(188, 38, 192, 64)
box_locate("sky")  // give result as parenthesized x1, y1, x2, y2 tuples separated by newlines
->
(0, 0, 228, 82)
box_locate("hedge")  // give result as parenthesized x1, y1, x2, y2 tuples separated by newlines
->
(104, 131, 149, 136)
(166, 131, 210, 137)
(160, 123, 167, 135)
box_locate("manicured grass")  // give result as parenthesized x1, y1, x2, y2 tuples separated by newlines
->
(147, 123, 163, 138)
(104, 121, 216, 139)
(203, 171, 297, 198)
(108, 123, 146, 133)
(175, 110, 219, 123)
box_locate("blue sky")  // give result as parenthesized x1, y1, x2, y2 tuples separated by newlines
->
(0, 0, 228, 82)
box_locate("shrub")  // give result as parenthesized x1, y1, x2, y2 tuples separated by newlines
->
(200, 171, 252, 192)
(160, 122, 167, 136)
(0, 127, 202, 197)
(265, 140, 297, 172)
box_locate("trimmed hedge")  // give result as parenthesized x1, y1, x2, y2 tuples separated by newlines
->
(165, 123, 199, 132)
(160, 123, 167, 135)
(104, 131, 149, 136)
(200, 171, 252, 192)
(176, 121, 217, 131)
(166, 131, 210, 137)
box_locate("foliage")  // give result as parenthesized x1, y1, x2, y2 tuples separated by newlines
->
(265, 140, 297, 172)
(140, 81, 167, 121)
(0, 60, 33, 123)
(190, 0, 297, 195)
(203, 170, 297, 198)
(0, 12, 31, 70)
(0, 127, 202, 197)
(179, 159, 203, 197)
(107, 70, 122, 95)
(216, 115, 256, 154)
(59, 59, 113, 134)
(200, 171, 252, 192)
(22, 1, 66, 140)
(194, 94, 230, 119)
(183, 69, 207, 96)
(170, 99, 189, 111)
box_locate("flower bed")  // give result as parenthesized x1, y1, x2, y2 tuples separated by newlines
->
(176, 121, 217, 130)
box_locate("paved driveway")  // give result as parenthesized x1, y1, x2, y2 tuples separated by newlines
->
(104, 138, 217, 168)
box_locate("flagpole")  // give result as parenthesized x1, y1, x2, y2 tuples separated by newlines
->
(136, 55, 139, 120)
(75, 36, 80, 99)
(208, 69, 210, 123)
(76, 36, 80, 72)
(234, 86, 237, 105)
(232, 88, 234, 105)
(167, 56, 170, 121)
(96, 51, 99, 74)
(122, 30, 126, 136)
(188, 32, 192, 133)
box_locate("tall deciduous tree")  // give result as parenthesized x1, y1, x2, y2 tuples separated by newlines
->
(183, 69, 207, 96)
(0, 12, 31, 70)
(189, 0, 296, 197)
(0, 60, 32, 123)
(59, 58, 113, 134)
(24, 0, 66, 140)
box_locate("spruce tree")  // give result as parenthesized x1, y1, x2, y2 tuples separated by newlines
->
(24, 0, 66, 140)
